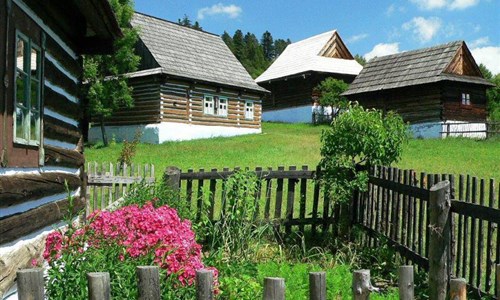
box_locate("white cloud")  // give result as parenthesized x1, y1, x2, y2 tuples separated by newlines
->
(471, 46, 500, 74)
(197, 3, 242, 20)
(448, 0, 480, 9)
(469, 37, 490, 48)
(410, 0, 447, 10)
(409, 0, 480, 10)
(347, 33, 369, 43)
(364, 43, 400, 61)
(386, 4, 407, 16)
(403, 17, 442, 43)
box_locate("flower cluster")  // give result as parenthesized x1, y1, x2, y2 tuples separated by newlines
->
(43, 202, 217, 286)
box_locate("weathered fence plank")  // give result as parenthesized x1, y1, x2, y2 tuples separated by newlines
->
(87, 272, 111, 300)
(398, 265, 414, 300)
(17, 269, 44, 300)
(309, 272, 326, 300)
(263, 277, 285, 300)
(137, 266, 160, 300)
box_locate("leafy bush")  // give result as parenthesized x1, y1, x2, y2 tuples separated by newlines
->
(117, 129, 142, 166)
(320, 102, 409, 203)
(43, 201, 216, 299)
(314, 78, 349, 109)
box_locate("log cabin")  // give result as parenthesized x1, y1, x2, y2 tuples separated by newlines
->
(0, 0, 121, 297)
(342, 41, 494, 138)
(88, 12, 269, 144)
(255, 30, 362, 123)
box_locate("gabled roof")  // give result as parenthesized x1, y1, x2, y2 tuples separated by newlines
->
(343, 41, 493, 96)
(130, 12, 267, 94)
(255, 30, 362, 83)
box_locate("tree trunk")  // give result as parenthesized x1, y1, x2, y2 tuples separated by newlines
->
(99, 115, 108, 146)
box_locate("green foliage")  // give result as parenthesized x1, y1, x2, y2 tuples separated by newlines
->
(204, 170, 272, 260)
(117, 129, 142, 166)
(274, 38, 291, 57)
(487, 74, 500, 121)
(320, 103, 409, 203)
(354, 54, 367, 66)
(314, 78, 349, 109)
(261, 31, 275, 61)
(178, 14, 203, 31)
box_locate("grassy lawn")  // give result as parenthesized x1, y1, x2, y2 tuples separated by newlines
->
(86, 122, 500, 180)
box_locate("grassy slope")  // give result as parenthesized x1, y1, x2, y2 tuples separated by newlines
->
(86, 122, 500, 180)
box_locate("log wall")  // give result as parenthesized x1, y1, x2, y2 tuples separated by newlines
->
(442, 82, 488, 122)
(259, 72, 355, 111)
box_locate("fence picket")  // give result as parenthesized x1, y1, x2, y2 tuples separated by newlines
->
(299, 165, 308, 233)
(208, 169, 217, 220)
(311, 166, 321, 236)
(264, 167, 272, 220)
(486, 179, 495, 292)
(469, 177, 477, 286)
(196, 169, 205, 222)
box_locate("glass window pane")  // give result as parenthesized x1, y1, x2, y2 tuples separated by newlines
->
(30, 111, 39, 142)
(31, 48, 39, 77)
(15, 107, 25, 139)
(16, 38, 25, 71)
(30, 80, 39, 109)
(16, 71, 27, 107)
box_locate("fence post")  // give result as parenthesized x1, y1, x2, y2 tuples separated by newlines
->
(164, 166, 180, 192)
(196, 269, 214, 300)
(137, 266, 160, 300)
(398, 265, 414, 300)
(428, 180, 451, 300)
(87, 272, 111, 300)
(309, 272, 326, 300)
(352, 269, 372, 300)
(263, 277, 285, 300)
(17, 269, 44, 300)
(450, 278, 467, 299)
(496, 264, 500, 299)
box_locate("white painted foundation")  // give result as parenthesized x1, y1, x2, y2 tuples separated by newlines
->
(262, 105, 313, 123)
(411, 121, 487, 139)
(88, 122, 262, 144)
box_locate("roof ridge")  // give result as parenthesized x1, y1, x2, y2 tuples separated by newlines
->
(133, 11, 220, 37)
(369, 40, 463, 62)
(290, 29, 337, 46)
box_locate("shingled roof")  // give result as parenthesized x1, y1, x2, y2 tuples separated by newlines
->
(130, 12, 267, 93)
(255, 30, 362, 83)
(343, 41, 493, 96)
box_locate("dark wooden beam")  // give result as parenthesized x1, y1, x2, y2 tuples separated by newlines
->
(0, 172, 81, 207)
(44, 145, 84, 168)
(0, 196, 84, 244)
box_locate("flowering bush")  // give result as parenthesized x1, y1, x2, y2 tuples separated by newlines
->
(44, 201, 217, 299)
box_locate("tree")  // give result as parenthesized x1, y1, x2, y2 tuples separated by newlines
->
(84, 0, 140, 146)
(178, 14, 203, 31)
(243, 32, 267, 78)
(232, 30, 246, 61)
(354, 54, 367, 66)
(221, 31, 234, 53)
(479, 63, 493, 80)
(261, 31, 275, 61)
(274, 38, 291, 58)
(314, 78, 349, 118)
(320, 102, 409, 204)
(479, 64, 500, 122)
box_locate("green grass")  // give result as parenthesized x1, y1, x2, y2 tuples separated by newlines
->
(86, 122, 500, 180)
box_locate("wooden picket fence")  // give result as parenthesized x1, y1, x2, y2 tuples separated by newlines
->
(354, 166, 500, 298)
(85, 162, 155, 215)
(16, 264, 493, 300)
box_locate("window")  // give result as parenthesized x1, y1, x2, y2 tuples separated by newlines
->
(14, 32, 41, 145)
(461, 93, 471, 105)
(244, 101, 254, 120)
(217, 97, 228, 117)
(203, 95, 214, 115)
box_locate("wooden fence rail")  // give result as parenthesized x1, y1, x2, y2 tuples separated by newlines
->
(354, 166, 500, 298)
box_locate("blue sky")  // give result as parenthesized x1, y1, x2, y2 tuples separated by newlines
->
(135, 0, 500, 73)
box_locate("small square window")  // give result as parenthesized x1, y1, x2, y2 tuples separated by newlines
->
(217, 98, 228, 117)
(461, 93, 471, 105)
(204, 96, 214, 115)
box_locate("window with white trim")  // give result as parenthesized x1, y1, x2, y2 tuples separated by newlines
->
(244, 101, 254, 120)
(14, 32, 42, 145)
(461, 93, 470, 105)
(217, 97, 228, 117)
(203, 95, 214, 115)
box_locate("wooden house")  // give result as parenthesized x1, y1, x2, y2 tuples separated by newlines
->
(342, 41, 494, 138)
(0, 0, 120, 296)
(255, 30, 362, 123)
(88, 12, 268, 144)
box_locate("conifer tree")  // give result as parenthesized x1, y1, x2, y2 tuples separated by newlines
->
(261, 31, 275, 61)
(232, 30, 246, 61)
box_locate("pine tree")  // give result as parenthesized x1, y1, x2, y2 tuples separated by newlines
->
(261, 31, 275, 61)
(232, 30, 246, 61)
(85, 0, 140, 145)
(221, 31, 234, 53)
(274, 39, 291, 58)
(244, 32, 267, 78)
(354, 54, 367, 66)
(178, 14, 203, 31)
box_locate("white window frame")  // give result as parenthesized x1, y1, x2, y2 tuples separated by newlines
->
(244, 101, 254, 120)
(203, 95, 214, 115)
(217, 97, 228, 117)
(461, 93, 471, 106)
(13, 31, 42, 146)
